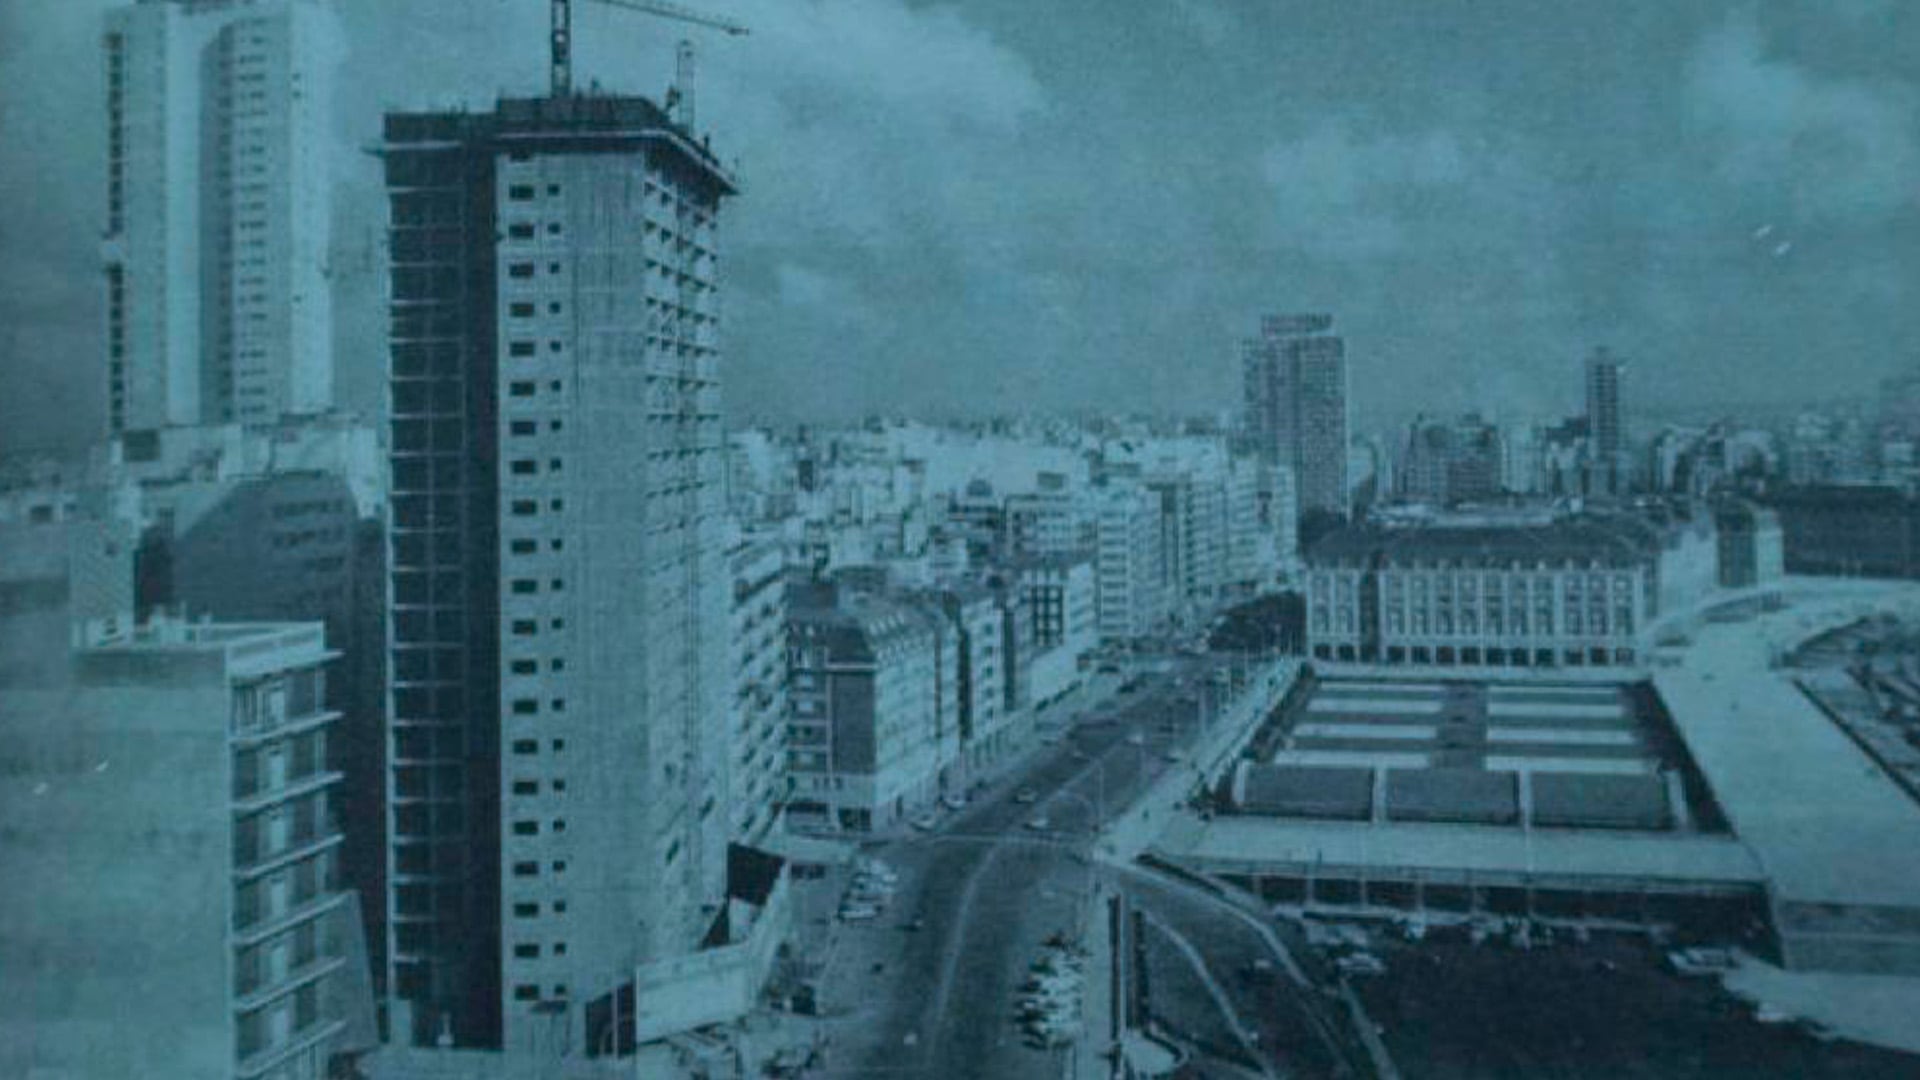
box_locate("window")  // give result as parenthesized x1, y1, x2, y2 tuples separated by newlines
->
(512, 861, 538, 876)
(509, 302, 536, 318)
(509, 263, 535, 279)
(512, 821, 538, 836)
(508, 223, 535, 239)
(511, 500, 538, 516)
(509, 341, 536, 357)
(514, 984, 540, 1000)
(508, 185, 535, 201)
(550, 699, 566, 712)
(514, 943, 539, 958)
(551, 658, 566, 672)
(511, 619, 538, 636)
(510, 420, 537, 436)
(552, 861, 568, 874)
(509, 381, 535, 397)
(512, 780, 539, 795)
(546, 183, 561, 195)
(511, 660, 538, 675)
(511, 460, 537, 475)
(547, 222, 562, 235)
(510, 539, 537, 555)
(553, 941, 568, 955)
(512, 699, 538, 715)
(548, 302, 563, 314)
(551, 819, 567, 833)
(512, 739, 538, 755)
(511, 579, 538, 595)
(552, 739, 566, 752)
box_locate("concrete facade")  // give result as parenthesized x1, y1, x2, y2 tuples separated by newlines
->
(1241, 314, 1349, 518)
(103, 0, 343, 433)
(0, 614, 376, 1080)
(380, 95, 737, 1053)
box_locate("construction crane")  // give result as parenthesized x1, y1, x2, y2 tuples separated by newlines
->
(550, 0, 749, 123)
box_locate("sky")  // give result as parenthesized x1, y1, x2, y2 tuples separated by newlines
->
(1, 0, 1916, 457)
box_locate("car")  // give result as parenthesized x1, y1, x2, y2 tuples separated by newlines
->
(909, 812, 939, 832)
(1024, 815, 1051, 831)
(1162, 749, 1185, 763)
(838, 903, 881, 922)
(1014, 788, 1039, 804)
(1666, 947, 1737, 976)
(1125, 732, 1145, 747)
(1335, 953, 1385, 977)
(941, 794, 967, 812)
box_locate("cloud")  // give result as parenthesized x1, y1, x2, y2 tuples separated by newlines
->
(1685, 15, 1920, 224)
(1259, 120, 1479, 255)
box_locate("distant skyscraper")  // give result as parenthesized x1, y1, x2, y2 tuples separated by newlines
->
(1241, 314, 1350, 518)
(380, 95, 737, 1053)
(1584, 347, 1626, 496)
(103, 0, 343, 433)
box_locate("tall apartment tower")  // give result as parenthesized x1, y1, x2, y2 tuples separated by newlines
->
(1241, 314, 1350, 519)
(102, 0, 342, 434)
(1584, 347, 1626, 496)
(380, 96, 736, 1054)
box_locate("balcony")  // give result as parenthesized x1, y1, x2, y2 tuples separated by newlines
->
(234, 889, 350, 948)
(234, 826, 344, 882)
(233, 768, 342, 816)
(234, 1017, 346, 1080)
(234, 953, 343, 1015)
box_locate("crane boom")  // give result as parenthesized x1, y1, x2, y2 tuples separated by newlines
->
(551, 0, 749, 98)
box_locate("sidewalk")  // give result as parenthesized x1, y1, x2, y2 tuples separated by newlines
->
(1072, 887, 1120, 1080)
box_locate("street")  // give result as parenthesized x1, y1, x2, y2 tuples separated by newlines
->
(801, 646, 1321, 1079)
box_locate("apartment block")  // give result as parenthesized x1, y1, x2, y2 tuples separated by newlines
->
(0, 518, 375, 1079)
(380, 95, 736, 1053)
(102, 0, 343, 432)
(786, 588, 949, 833)
(1093, 485, 1167, 644)
(728, 530, 789, 848)
(1241, 314, 1350, 518)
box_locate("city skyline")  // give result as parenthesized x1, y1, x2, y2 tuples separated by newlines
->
(4, 0, 1919, 456)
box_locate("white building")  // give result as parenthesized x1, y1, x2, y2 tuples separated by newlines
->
(1093, 485, 1167, 643)
(104, 0, 343, 432)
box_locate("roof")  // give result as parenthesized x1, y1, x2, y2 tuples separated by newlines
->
(1656, 592, 1920, 910)
(1385, 767, 1518, 825)
(1237, 765, 1373, 820)
(1159, 815, 1766, 889)
(1308, 516, 1663, 567)
(1531, 772, 1674, 830)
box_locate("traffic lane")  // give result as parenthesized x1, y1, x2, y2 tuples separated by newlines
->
(824, 840, 988, 1070)
(1122, 873, 1364, 1079)
(930, 843, 1091, 1080)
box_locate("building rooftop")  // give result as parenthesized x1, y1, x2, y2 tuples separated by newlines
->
(1655, 590, 1920, 911)
(1308, 515, 1666, 566)
(382, 93, 737, 195)
(1158, 816, 1765, 889)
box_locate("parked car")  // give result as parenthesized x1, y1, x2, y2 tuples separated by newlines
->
(909, 812, 939, 832)
(838, 903, 881, 922)
(1024, 815, 1051, 832)
(941, 793, 967, 812)
(1014, 788, 1039, 804)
